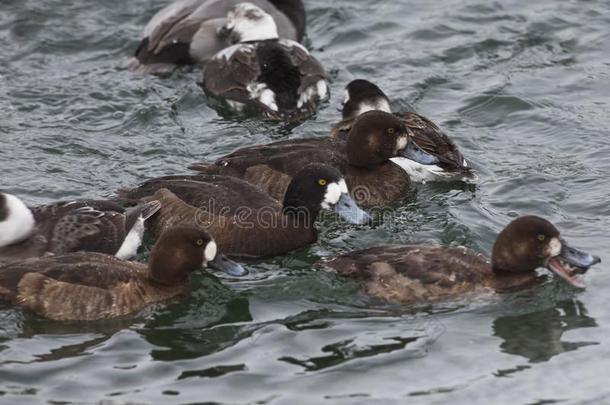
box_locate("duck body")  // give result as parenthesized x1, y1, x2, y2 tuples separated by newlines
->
(0, 225, 246, 321)
(332, 79, 475, 183)
(189, 111, 436, 207)
(120, 164, 369, 258)
(129, 0, 305, 74)
(202, 3, 327, 120)
(319, 216, 601, 303)
(0, 194, 161, 264)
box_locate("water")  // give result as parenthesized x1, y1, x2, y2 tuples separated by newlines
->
(1, 0, 609, 403)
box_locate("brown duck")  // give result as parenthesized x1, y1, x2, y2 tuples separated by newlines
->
(331, 79, 475, 183)
(189, 110, 439, 207)
(0, 225, 246, 321)
(319, 216, 600, 303)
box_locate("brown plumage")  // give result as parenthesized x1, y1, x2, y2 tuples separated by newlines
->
(319, 216, 601, 303)
(189, 111, 413, 207)
(0, 226, 230, 321)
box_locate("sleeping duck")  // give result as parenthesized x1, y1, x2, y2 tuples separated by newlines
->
(319, 216, 601, 303)
(0, 225, 246, 321)
(331, 79, 475, 183)
(129, 0, 305, 74)
(0, 193, 160, 263)
(118, 165, 370, 258)
(189, 110, 439, 207)
(202, 3, 328, 120)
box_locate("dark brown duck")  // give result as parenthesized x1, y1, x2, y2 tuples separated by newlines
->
(122, 164, 370, 258)
(319, 216, 601, 303)
(331, 79, 475, 183)
(0, 225, 246, 321)
(189, 110, 439, 207)
(0, 193, 160, 264)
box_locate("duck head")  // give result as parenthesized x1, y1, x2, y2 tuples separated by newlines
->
(283, 164, 370, 225)
(342, 79, 392, 120)
(219, 3, 279, 43)
(491, 216, 600, 288)
(0, 192, 35, 247)
(148, 225, 247, 285)
(346, 111, 437, 169)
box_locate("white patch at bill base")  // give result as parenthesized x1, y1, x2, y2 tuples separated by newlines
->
(322, 180, 348, 209)
(204, 240, 218, 263)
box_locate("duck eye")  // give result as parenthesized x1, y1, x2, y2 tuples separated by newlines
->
(387, 128, 395, 134)
(537, 235, 546, 241)
(196, 239, 204, 246)
(318, 179, 327, 186)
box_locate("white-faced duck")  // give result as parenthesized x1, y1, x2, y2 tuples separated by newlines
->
(120, 164, 370, 258)
(0, 193, 160, 264)
(331, 79, 476, 183)
(0, 225, 246, 321)
(129, 0, 305, 74)
(189, 110, 440, 207)
(319, 216, 601, 303)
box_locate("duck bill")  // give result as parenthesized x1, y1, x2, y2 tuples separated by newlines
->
(546, 240, 601, 289)
(398, 137, 439, 165)
(208, 252, 248, 277)
(334, 193, 371, 225)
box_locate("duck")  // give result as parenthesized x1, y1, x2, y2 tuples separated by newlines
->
(318, 216, 601, 304)
(201, 3, 328, 120)
(189, 110, 439, 207)
(0, 225, 246, 321)
(119, 164, 370, 258)
(129, 0, 306, 74)
(331, 79, 475, 183)
(0, 192, 161, 263)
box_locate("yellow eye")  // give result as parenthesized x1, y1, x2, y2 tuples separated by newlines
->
(387, 128, 395, 134)
(196, 239, 204, 246)
(318, 179, 327, 186)
(537, 235, 546, 241)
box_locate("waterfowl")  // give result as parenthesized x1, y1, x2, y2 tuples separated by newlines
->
(0, 225, 246, 321)
(189, 110, 439, 207)
(202, 3, 328, 120)
(0, 193, 160, 263)
(331, 79, 475, 183)
(129, 0, 305, 74)
(319, 216, 601, 303)
(121, 164, 370, 258)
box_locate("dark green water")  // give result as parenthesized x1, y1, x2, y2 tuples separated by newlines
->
(1, 0, 610, 403)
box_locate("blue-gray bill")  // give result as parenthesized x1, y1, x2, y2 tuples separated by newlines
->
(399, 137, 439, 165)
(546, 239, 601, 288)
(208, 252, 248, 277)
(334, 193, 371, 225)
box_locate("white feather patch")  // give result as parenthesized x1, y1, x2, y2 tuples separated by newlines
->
(390, 158, 477, 183)
(354, 97, 392, 116)
(204, 240, 218, 263)
(321, 180, 348, 209)
(247, 82, 278, 111)
(115, 217, 145, 260)
(297, 80, 329, 108)
(228, 3, 278, 42)
(0, 194, 35, 247)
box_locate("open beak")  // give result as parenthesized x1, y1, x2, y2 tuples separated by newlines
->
(208, 252, 248, 277)
(546, 239, 601, 289)
(398, 137, 439, 165)
(334, 193, 371, 225)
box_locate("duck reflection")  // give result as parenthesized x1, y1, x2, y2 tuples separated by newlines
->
(493, 299, 598, 363)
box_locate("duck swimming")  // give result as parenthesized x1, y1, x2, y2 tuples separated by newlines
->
(202, 3, 328, 120)
(0, 193, 160, 263)
(0, 225, 246, 321)
(189, 110, 439, 207)
(331, 79, 475, 183)
(129, 0, 305, 74)
(119, 164, 370, 258)
(319, 216, 601, 303)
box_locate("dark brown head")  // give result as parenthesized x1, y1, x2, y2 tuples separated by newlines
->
(491, 216, 600, 288)
(346, 111, 409, 169)
(147, 225, 246, 285)
(342, 79, 392, 120)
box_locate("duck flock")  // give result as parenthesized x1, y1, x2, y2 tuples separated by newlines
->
(0, 0, 602, 321)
